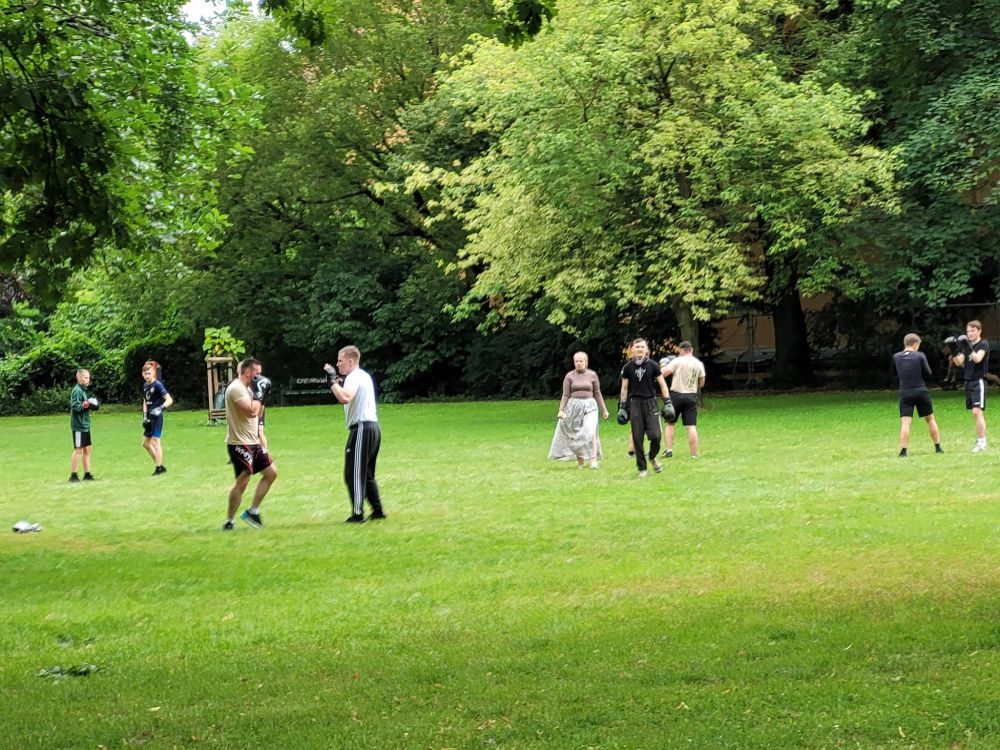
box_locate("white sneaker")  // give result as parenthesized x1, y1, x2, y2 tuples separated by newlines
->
(638, 470, 648, 478)
(590, 460, 599, 469)
(972, 443, 987, 453)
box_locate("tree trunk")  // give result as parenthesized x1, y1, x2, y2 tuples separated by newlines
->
(766, 259, 815, 387)
(675, 299, 698, 354)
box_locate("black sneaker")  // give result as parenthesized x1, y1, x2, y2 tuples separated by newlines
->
(240, 509, 262, 528)
(935, 446, 944, 454)
(664, 450, 673, 458)
(68, 474, 80, 483)
(627, 451, 635, 457)
(223, 520, 235, 531)
(652, 459, 663, 473)
(898, 449, 907, 458)
(83, 473, 94, 481)
(154, 465, 167, 475)
(345, 514, 366, 524)
(367, 512, 387, 521)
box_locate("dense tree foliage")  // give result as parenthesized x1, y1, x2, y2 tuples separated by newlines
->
(1, 0, 998, 411)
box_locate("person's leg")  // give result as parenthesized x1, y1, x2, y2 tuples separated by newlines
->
(627, 431, 635, 457)
(228, 472, 250, 520)
(142, 436, 157, 462)
(924, 415, 941, 447)
(365, 425, 383, 517)
(251, 464, 277, 510)
(258, 426, 268, 453)
(645, 401, 662, 465)
(71, 447, 81, 474)
(687, 426, 699, 457)
(973, 407, 986, 440)
(630, 405, 647, 472)
(344, 426, 365, 519)
(665, 421, 675, 454)
(82, 445, 91, 473)
(899, 416, 912, 450)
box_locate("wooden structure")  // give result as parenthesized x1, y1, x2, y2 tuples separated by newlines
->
(206, 356, 234, 422)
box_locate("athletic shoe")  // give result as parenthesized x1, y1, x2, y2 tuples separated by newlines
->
(638, 470, 648, 478)
(664, 450, 673, 458)
(627, 451, 635, 457)
(222, 520, 235, 531)
(935, 446, 944, 454)
(154, 465, 167, 475)
(690, 454, 700, 460)
(898, 449, 907, 458)
(240, 509, 263, 528)
(345, 514, 366, 524)
(972, 443, 987, 453)
(367, 512, 387, 521)
(83, 473, 94, 481)
(652, 459, 663, 473)
(590, 460, 599, 469)
(68, 474, 80, 483)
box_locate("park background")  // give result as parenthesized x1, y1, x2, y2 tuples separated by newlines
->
(2, 0, 1000, 410)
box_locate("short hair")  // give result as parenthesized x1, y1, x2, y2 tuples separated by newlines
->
(142, 363, 155, 373)
(339, 345, 361, 362)
(903, 333, 920, 347)
(632, 338, 647, 347)
(968, 320, 983, 332)
(76, 368, 89, 377)
(678, 340, 693, 351)
(573, 351, 589, 362)
(239, 357, 260, 375)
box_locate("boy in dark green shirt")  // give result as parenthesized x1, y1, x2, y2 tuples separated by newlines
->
(69, 368, 97, 481)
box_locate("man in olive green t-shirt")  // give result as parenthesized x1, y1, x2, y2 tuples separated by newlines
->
(69, 368, 97, 482)
(222, 358, 277, 531)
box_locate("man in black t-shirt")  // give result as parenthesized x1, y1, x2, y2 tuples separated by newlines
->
(891, 333, 942, 457)
(619, 338, 672, 476)
(953, 319, 990, 452)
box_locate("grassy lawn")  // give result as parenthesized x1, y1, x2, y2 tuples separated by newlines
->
(3, 391, 1000, 749)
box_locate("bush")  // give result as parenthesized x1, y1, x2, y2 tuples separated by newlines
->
(0, 386, 69, 417)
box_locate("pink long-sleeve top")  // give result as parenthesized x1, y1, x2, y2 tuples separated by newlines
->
(558, 369, 607, 413)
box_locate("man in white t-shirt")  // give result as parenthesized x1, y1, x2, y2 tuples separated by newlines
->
(326, 345, 384, 523)
(660, 341, 706, 458)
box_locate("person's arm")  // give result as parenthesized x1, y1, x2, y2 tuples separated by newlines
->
(921, 353, 932, 378)
(698, 375, 706, 390)
(592, 372, 608, 417)
(233, 394, 260, 418)
(163, 393, 174, 410)
(972, 343, 988, 364)
(657, 373, 670, 399)
(331, 375, 358, 405)
(71, 388, 85, 413)
(620, 376, 629, 402)
(558, 373, 571, 417)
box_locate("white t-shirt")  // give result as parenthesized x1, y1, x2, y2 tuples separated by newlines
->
(343, 368, 378, 426)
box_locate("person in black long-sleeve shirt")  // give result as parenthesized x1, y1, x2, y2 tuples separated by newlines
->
(891, 333, 942, 457)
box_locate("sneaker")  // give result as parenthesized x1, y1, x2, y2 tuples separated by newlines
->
(652, 459, 663, 473)
(972, 443, 987, 453)
(68, 474, 80, 483)
(367, 512, 387, 521)
(82, 473, 94, 481)
(638, 470, 648, 478)
(222, 520, 235, 531)
(240, 509, 263, 528)
(664, 450, 673, 458)
(898, 449, 907, 458)
(627, 451, 635, 457)
(154, 465, 167, 475)
(690, 454, 700, 460)
(345, 514, 366, 524)
(590, 460, 599, 469)
(935, 446, 944, 454)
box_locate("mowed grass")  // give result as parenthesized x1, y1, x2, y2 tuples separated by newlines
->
(3, 391, 1000, 749)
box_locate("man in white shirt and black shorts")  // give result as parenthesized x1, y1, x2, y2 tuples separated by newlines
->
(661, 341, 706, 459)
(327, 345, 385, 523)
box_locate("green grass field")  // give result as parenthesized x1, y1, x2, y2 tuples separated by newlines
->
(3, 392, 1000, 749)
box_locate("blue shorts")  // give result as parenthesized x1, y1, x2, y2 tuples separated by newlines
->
(143, 414, 164, 439)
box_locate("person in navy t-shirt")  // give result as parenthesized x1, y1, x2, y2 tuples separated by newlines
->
(142, 362, 174, 475)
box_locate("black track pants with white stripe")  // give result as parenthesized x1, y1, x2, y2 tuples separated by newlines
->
(344, 420, 382, 516)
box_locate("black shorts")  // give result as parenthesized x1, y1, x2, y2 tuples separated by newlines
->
(227, 444, 273, 478)
(143, 414, 164, 439)
(670, 393, 698, 426)
(965, 379, 986, 410)
(72, 430, 92, 449)
(899, 389, 933, 418)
